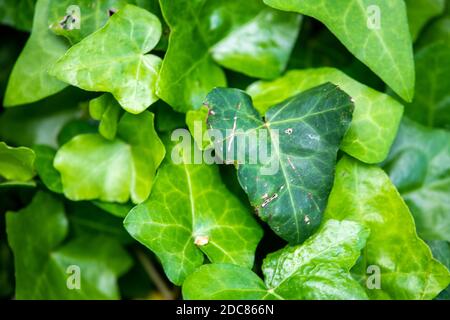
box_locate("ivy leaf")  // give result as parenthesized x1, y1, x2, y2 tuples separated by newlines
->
(0, 0, 36, 32)
(0, 88, 86, 148)
(247, 68, 404, 164)
(183, 220, 369, 300)
(206, 83, 354, 244)
(3, 0, 69, 106)
(89, 94, 123, 140)
(263, 221, 369, 288)
(157, 0, 301, 112)
(183, 264, 272, 300)
(54, 112, 165, 204)
(34, 144, 63, 193)
(264, 0, 415, 102)
(383, 118, 450, 241)
(0, 142, 35, 182)
(132, 0, 170, 51)
(6, 192, 132, 299)
(50, 5, 162, 114)
(48, 0, 130, 44)
(124, 137, 263, 285)
(186, 106, 212, 150)
(405, 0, 446, 41)
(405, 41, 450, 129)
(33, 145, 63, 193)
(324, 156, 450, 299)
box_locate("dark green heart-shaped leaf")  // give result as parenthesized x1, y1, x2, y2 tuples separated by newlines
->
(264, 0, 415, 102)
(247, 68, 404, 164)
(6, 192, 132, 299)
(50, 5, 162, 114)
(124, 137, 263, 285)
(54, 112, 165, 204)
(183, 220, 369, 300)
(325, 156, 450, 299)
(0, 142, 35, 182)
(384, 118, 450, 241)
(157, 0, 301, 112)
(206, 83, 354, 244)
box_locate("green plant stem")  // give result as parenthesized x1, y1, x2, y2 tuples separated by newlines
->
(134, 248, 175, 300)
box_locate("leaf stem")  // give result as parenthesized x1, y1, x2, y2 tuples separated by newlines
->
(134, 247, 175, 300)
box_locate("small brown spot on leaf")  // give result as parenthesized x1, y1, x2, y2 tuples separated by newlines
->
(108, 8, 118, 16)
(194, 235, 209, 246)
(261, 193, 278, 208)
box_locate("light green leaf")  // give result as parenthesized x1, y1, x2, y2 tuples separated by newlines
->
(183, 220, 369, 300)
(54, 112, 165, 204)
(89, 94, 123, 140)
(263, 220, 369, 287)
(132, 0, 169, 51)
(247, 68, 404, 163)
(0, 0, 36, 32)
(383, 118, 450, 241)
(324, 156, 450, 299)
(405, 41, 450, 129)
(264, 0, 415, 102)
(6, 192, 132, 299)
(186, 106, 212, 150)
(48, 0, 130, 44)
(157, 0, 301, 112)
(34, 144, 63, 193)
(50, 5, 162, 114)
(183, 264, 273, 300)
(3, 0, 69, 106)
(0, 142, 35, 182)
(206, 83, 353, 244)
(405, 0, 446, 40)
(124, 137, 263, 285)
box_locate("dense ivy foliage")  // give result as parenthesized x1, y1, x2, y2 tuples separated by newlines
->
(0, 0, 449, 300)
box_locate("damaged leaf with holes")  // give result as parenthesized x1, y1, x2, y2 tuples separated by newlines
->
(206, 83, 354, 244)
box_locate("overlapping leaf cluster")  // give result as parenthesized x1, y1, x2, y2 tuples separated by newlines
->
(0, 0, 449, 300)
